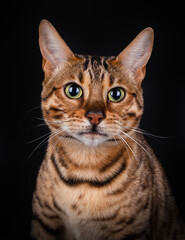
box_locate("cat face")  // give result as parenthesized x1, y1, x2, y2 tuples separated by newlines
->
(39, 20, 154, 146)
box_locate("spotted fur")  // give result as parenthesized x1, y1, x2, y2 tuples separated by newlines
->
(31, 20, 185, 240)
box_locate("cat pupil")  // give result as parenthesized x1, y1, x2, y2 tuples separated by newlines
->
(111, 88, 121, 100)
(69, 85, 79, 96)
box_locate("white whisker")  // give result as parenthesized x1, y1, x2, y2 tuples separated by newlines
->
(32, 123, 49, 128)
(115, 121, 168, 141)
(116, 133, 139, 164)
(51, 131, 73, 154)
(28, 132, 51, 144)
(26, 136, 50, 163)
(31, 116, 70, 124)
(26, 127, 65, 162)
(112, 135, 118, 146)
(123, 125, 168, 140)
(116, 134, 131, 159)
(51, 131, 66, 154)
(26, 106, 41, 113)
(119, 129, 155, 163)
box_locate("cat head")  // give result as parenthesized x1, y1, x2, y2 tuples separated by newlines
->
(39, 20, 154, 147)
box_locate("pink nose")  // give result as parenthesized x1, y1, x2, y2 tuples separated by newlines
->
(86, 112, 104, 125)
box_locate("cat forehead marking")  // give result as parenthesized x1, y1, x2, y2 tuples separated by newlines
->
(82, 55, 109, 83)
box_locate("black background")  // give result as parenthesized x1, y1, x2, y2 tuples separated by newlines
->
(3, 1, 185, 239)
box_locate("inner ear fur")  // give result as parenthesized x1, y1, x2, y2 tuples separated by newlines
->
(39, 19, 74, 84)
(116, 27, 154, 85)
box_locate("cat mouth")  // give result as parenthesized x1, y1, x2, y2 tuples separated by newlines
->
(79, 130, 107, 137)
(79, 124, 108, 137)
(76, 129, 111, 146)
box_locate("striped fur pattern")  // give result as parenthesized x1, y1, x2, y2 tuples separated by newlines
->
(31, 20, 185, 240)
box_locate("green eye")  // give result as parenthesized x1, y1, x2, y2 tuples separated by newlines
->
(108, 87, 125, 102)
(65, 83, 83, 99)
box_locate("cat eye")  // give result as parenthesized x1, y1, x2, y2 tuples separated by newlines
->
(65, 83, 83, 99)
(108, 87, 125, 102)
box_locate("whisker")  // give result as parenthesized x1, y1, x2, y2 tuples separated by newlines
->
(25, 135, 50, 163)
(32, 116, 70, 124)
(33, 116, 45, 121)
(51, 131, 73, 154)
(51, 131, 66, 154)
(121, 129, 150, 149)
(56, 132, 72, 152)
(26, 106, 41, 113)
(115, 121, 168, 141)
(45, 119, 70, 124)
(25, 127, 64, 163)
(119, 129, 155, 164)
(112, 135, 118, 146)
(117, 133, 139, 164)
(116, 134, 130, 159)
(32, 123, 48, 128)
(123, 125, 168, 140)
(28, 132, 51, 144)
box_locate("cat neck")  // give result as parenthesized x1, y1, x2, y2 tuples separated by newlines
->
(48, 134, 138, 169)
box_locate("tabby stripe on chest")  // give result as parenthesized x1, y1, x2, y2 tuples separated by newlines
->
(50, 153, 127, 187)
(32, 213, 58, 236)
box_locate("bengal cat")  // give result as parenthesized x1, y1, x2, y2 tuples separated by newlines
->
(30, 19, 185, 240)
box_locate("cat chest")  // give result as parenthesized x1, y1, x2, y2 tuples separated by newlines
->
(53, 184, 121, 239)
(54, 183, 114, 218)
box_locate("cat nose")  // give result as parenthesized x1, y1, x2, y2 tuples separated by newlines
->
(85, 111, 105, 125)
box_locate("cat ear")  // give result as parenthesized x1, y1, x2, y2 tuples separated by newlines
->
(39, 19, 74, 82)
(117, 28, 154, 85)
